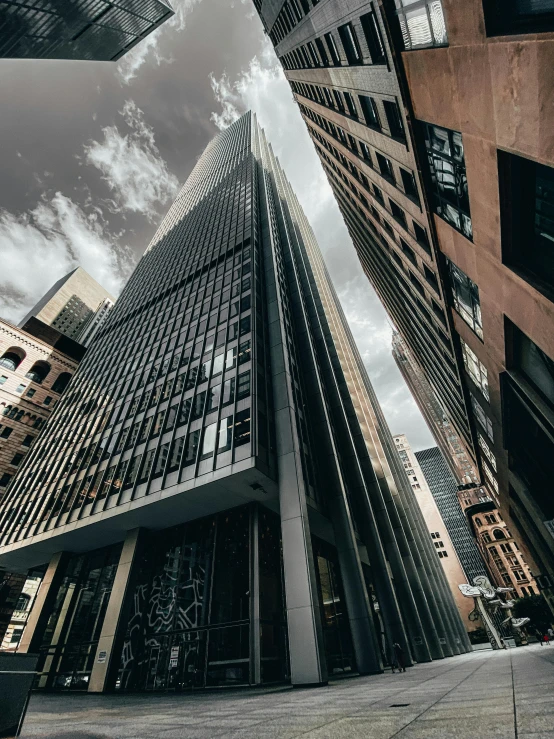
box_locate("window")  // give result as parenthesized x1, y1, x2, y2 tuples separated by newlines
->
(483, 532, 492, 543)
(43, 396, 53, 406)
(201, 422, 218, 459)
(383, 100, 405, 142)
(237, 371, 251, 399)
(478, 433, 497, 472)
(400, 239, 416, 265)
(376, 153, 394, 182)
(315, 37, 329, 66)
(153, 443, 170, 477)
(390, 200, 407, 228)
(475, 517, 483, 527)
(471, 395, 494, 440)
(238, 340, 251, 365)
(395, 0, 448, 49)
(1, 426, 13, 439)
(501, 573, 513, 587)
(338, 22, 363, 65)
(446, 259, 483, 339)
(400, 168, 419, 203)
(461, 339, 489, 400)
(22, 434, 34, 447)
(25, 361, 50, 383)
(0, 347, 25, 371)
(0, 375, 7, 385)
(508, 320, 554, 412)
(183, 429, 200, 466)
(222, 378, 235, 406)
(324, 32, 341, 65)
(422, 123, 472, 240)
(26, 388, 36, 398)
(360, 8, 386, 64)
(52, 372, 71, 394)
(0, 473, 12, 487)
(499, 151, 554, 300)
(343, 91, 358, 118)
(424, 265, 439, 294)
(359, 95, 381, 130)
(11, 453, 24, 466)
(234, 408, 251, 446)
(413, 221, 430, 253)
(373, 184, 384, 204)
(191, 391, 206, 420)
(483, 0, 554, 36)
(218, 415, 233, 453)
(168, 437, 184, 472)
(15, 384, 26, 394)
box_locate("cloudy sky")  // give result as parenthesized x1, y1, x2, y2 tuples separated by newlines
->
(0, 0, 434, 450)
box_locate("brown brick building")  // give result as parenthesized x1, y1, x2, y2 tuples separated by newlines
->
(255, 0, 554, 613)
(0, 317, 84, 642)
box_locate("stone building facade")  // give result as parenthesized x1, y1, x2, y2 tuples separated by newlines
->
(458, 486, 537, 600)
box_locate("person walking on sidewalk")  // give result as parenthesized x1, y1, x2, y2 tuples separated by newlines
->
(536, 628, 544, 645)
(393, 642, 406, 672)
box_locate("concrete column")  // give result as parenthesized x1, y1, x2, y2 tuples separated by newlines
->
(88, 529, 142, 692)
(18, 551, 69, 654)
(257, 130, 327, 686)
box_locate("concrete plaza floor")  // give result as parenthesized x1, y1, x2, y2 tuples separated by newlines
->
(21, 644, 554, 739)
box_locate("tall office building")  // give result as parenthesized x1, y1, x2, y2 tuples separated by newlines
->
(0, 113, 468, 692)
(0, 0, 174, 61)
(392, 435, 475, 633)
(255, 0, 554, 614)
(414, 447, 492, 586)
(392, 331, 477, 486)
(20, 267, 115, 347)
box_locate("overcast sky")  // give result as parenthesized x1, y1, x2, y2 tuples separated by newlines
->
(0, 0, 434, 450)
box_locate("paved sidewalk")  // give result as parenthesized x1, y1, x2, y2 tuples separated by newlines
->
(21, 644, 554, 739)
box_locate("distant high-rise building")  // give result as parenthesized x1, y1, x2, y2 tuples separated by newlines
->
(392, 332, 478, 487)
(0, 113, 468, 693)
(255, 0, 554, 615)
(393, 434, 476, 633)
(415, 446, 491, 586)
(20, 267, 115, 346)
(0, 0, 174, 61)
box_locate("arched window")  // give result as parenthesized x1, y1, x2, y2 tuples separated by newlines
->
(0, 346, 26, 371)
(2, 404, 12, 417)
(475, 517, 483, 527)
(25, 360, 51, 384)
(493, 529, 506, 540)
(51, 372, 71, 394)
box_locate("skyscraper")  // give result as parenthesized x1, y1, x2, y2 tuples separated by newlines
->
(415, 447, 491, 586)
(20, 267, 115, 347)
(392, 434, 475, 634)
(392, 331, 478, 487)
(255, 0, 554, 615)
(0, 113, 468, 693)
(0, 0, 174, 61)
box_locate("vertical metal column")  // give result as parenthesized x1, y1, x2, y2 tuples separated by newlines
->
(250, 504, 261, 685)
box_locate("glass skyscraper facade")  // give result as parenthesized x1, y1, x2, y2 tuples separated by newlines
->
(0, 0, 174, 61)
(0, 113, 469, 692)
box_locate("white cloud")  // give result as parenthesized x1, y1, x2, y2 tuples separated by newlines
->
(83, 100, 179, 223)
(0, 193, 133, 324)
(117, 0, 202, 84)
(209, 41, 434, 450)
